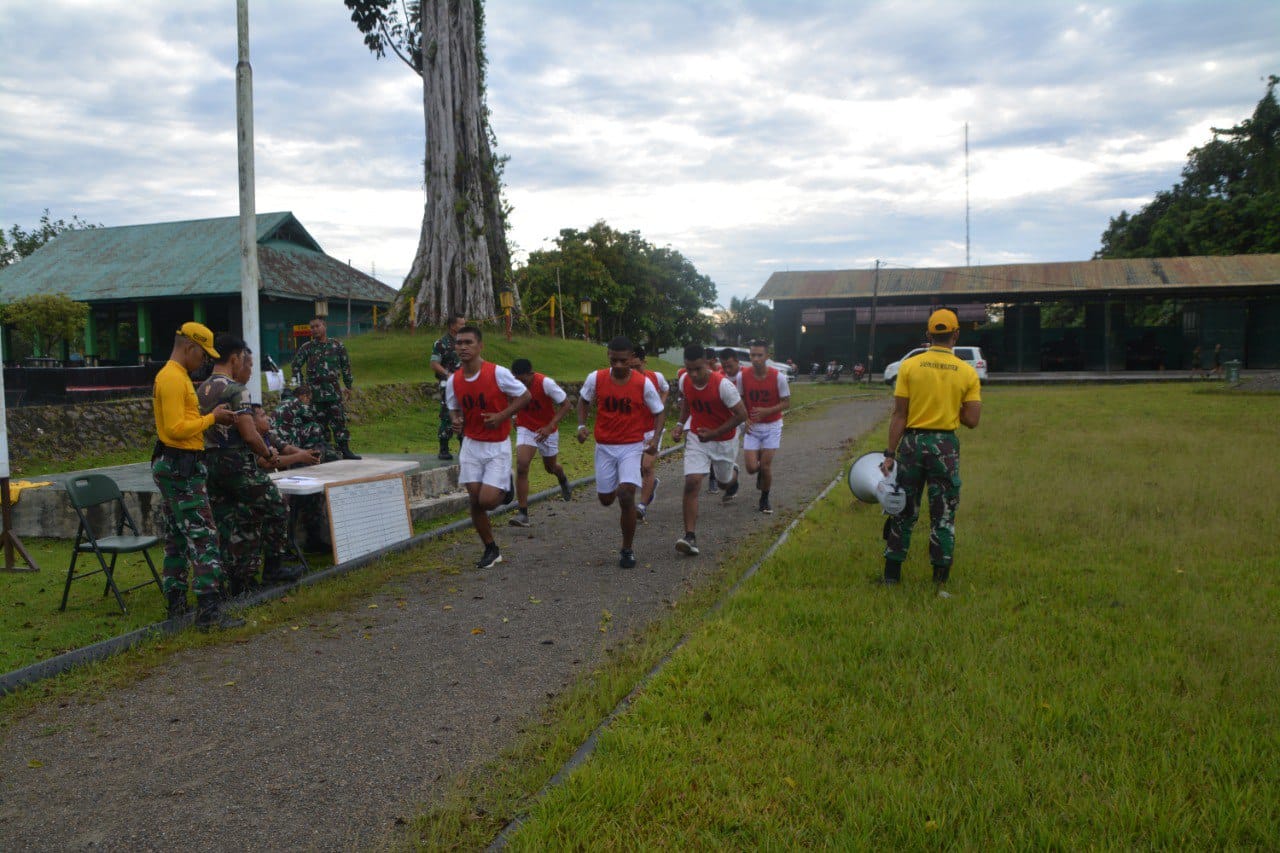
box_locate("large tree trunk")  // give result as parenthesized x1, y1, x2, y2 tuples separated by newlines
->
(397, 0, 500, 326)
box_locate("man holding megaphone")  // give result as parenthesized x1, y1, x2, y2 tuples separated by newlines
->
(879, 309, 982, 595)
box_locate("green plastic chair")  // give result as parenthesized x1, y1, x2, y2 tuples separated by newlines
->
(60, 474, 163, 613)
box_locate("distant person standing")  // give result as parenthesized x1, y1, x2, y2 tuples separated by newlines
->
(291, 316, 359, 459)
(445, 326, 531, 569)
(879, 309, 982, 595)
(1211, 343, 1224, 378)
(150, 322, 242, 630)
(509, 358, 575, 528)
(431, 313, 466, 460)
(737, 340, 791, 514)
(671, 344, 748, 556)
(577, 336, 665, 569)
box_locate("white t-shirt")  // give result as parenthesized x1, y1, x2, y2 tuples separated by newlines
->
(444, 362, 528, 411)
(538, 375, 568, 405)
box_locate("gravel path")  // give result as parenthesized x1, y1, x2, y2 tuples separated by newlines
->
(0, 397, 886, 851)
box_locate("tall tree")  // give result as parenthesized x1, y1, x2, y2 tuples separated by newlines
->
(719, 296, 773, 345)
(346, 0, 512, 325)
(1, 209, 100, 268)
(1096, 75, 1280, 258)
(515, 221, 717, 348)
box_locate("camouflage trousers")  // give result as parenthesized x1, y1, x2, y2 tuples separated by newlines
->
(312, 399, 351, 450)
(883, 430, 962, 569)
(205, 450, 289, 585)
(437, 396, 456, 448)
(152, 456, 224, 595)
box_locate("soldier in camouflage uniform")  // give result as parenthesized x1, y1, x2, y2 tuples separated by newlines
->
(151, 321, 243, 629)
(199, 335, 303, 596)
(275, 385, 342, 462)
(430, 313, 466, 460)
(880, 309, 982, 595)
(291, 316, 359, 459)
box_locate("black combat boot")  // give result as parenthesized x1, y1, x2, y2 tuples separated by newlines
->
(195, 594, 246, 631)
(338, 442, 362, 460)
(166, 588, 190, 621)
(437, 443, 453, 461)
(261, 555, 305, 585)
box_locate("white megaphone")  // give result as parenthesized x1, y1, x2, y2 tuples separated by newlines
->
(875, 462, 907, 515)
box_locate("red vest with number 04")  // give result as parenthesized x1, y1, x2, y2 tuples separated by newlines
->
(458, 361, 512, 441)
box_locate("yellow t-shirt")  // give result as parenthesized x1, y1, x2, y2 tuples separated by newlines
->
(894, 346, 981, 430)
(153, 360, 215, 450)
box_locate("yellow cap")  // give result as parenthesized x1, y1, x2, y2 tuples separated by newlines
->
(927, 309, 959, 334)
(178, 321, 219, 358)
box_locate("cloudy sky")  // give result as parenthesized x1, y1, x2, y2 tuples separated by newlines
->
(1, 1, 1275, 305)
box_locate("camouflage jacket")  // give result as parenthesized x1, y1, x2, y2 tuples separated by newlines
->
(196, 373, 250, 452)
(430, 333, 461, 384)
(291, 338, 353, 403)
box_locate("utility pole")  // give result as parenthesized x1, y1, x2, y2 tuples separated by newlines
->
(866, 260, 881, 381)
(965, 122, 971, 268)
(236, 0, 263, 402)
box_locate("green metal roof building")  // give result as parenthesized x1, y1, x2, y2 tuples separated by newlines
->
(756, 254, 1280, 373)
(0, 212, 397, 365)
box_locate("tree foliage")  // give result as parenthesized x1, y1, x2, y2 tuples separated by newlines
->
(1096, 75, 1280, 258)
(515, 221, 717, 349)
(719, 296, 773, 345)
(1, 209, 100, 268)
(0, 293, 89, 357)
(344, 0, 512, 324)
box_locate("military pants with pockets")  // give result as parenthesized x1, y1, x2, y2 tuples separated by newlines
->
(883, 430, 962, 570)
(312, 399, 351, 450)
(205, 450, 289, 586)
(152, 456, 224, 595)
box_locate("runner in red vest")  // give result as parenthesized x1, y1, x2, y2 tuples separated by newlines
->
(670, 343, 748, 556)
(508, 358, 574, 528)
(735, 340, 791, 514)
(576, 336, 665, 569)
(445, 326, 531, 569)
(630, 344, 669, 521)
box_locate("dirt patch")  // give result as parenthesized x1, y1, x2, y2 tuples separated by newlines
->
(0, 397, 886, 851)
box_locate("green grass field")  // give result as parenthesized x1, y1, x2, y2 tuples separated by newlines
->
(411, 383, 1279, 849)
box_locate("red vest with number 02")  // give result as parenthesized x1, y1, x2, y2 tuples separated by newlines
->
(740, 367, 783, 423)
(458, 361, 512, 441)
(593, 368, 651, 445)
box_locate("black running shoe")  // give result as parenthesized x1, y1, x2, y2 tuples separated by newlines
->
(675, 535, 699, 556)
(476, 543, 503, 569)
(559, 476, 573, 502)
(619, 548, 637, 569)
(759, 495, 773, 514)
(721, 470, 740, 503)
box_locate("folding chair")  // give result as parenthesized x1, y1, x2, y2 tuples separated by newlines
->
(60, 474, 163, 613)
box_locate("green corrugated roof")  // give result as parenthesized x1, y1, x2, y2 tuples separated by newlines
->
(0, 212, 397, 304)
(757, 254, 1280, 302)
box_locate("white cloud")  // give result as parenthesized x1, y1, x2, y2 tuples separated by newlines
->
(1, 0, 1275, 307)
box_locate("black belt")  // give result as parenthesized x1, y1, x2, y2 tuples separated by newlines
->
(904, 428, 955, 434)
(153, 441, 204, 461)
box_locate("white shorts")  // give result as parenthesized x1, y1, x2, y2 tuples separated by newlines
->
(742, 420, 783, 452)
(458, 438, 512, 489)
(516, 425, 560, 458)
(595, 442, 644, 494)
(683, 433, 738, 482)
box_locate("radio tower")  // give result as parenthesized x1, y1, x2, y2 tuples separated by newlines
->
(965, 122, 971, 267)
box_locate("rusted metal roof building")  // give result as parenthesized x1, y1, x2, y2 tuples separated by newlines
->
(0, 212, 397, 365)
(756, 255, 1280, 373)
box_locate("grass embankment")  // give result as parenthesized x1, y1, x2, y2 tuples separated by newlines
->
(403, 384, 1279, 848)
